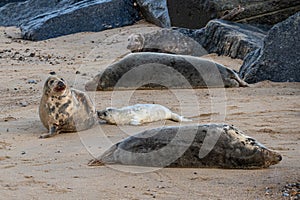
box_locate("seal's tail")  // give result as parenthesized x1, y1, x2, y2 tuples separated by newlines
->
(170, 113, 192, 122)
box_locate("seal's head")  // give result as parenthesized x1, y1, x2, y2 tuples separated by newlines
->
(127, 33, 144, 52)
(43, 75, 69, 96)
(97, 108, 117, 124)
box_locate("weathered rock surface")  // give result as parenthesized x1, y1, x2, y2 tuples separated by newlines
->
(20, 0, 140, 41)
(0, 0, 26, 8)
(240, 12, 300, 83)
(167, 0, 300, 29)
(200, 19, 267, 59)
(88, 124, 282, 169)
(0, 0, 83, 26)
(85, 52, 248, 91)
(172, 19, 266, 59)
(135, 0, 170, 27)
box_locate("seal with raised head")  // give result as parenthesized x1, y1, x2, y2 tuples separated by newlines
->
(39, 75, 97, 138)
(88, 124, 282, 169)
(127, 29, 206, 56)
(98, 104, 191, 125)
(85, 52, 248, 91)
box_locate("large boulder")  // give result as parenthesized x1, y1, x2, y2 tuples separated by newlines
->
(239, 12, 300, 83)
(199, 19, 266, 59)
(0, 0, 27, 8)
(167, 0, 300, 29)
(20, 0, 140, 41)
(172, 19, 266, 59)
(135, 0, 170, 27)
(0, 0, 83, 26)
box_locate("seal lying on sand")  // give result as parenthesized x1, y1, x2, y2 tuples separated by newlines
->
(85, 52, 248, 91)
(39, 75, 97, 138)
(127, 29, 206, 56)
(98, 104, 191, 125)
(88, 124, 282, 169)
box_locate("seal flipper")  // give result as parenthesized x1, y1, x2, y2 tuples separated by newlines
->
(170, 113, 192, 122)
(39, 124, 59, 139)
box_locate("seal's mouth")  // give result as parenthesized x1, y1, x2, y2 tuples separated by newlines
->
(54, 81, 66, 92)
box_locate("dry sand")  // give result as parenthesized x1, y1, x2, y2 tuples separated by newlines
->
(0, 21, 299, 199)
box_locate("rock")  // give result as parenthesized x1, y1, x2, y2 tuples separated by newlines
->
(0, 0, 83, 26)
(135, 0, 170, 27)
(172, 19, 266, 59)
(239, 12, 300, 83)
(127, 28, 207, 56)
(200, 19, 267, 59)
(167, 0, 300, 29)
(20, 0, 140, 41)
(85, 52, 248, 91)
(88, 124, 282, 169)
(0, 0, 26, 8)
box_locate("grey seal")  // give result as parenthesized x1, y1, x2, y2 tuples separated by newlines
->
(85, 52, 248, 91)
(39, 75, 97, 138)
(88, 124, 282, 169)
(127, 29, 206, 56)
(98, 104, 191, 125)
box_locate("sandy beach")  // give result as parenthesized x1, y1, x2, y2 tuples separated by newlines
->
(0, 20, 299, 199)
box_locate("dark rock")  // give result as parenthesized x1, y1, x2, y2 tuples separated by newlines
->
(172, 19, 266, 59)
(167, 0, 300, 29)
(135, 0, 170, 27)
(0, 0, 26, 8)
(200, 19, 267, 59)
(0, 0, 84, 26)
(240, 12, 300, 83)
(20, 0, 140, 41)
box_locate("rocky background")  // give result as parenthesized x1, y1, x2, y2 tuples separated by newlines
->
(1, 0, 299, 84)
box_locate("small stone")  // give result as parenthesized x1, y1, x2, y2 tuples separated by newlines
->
(20, 101, 28, 107)
(21, 151, 26, 155)
(75, 71, 81, 74)
(27, 79, 37, 84)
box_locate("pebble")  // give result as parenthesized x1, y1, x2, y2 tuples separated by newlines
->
(27, 79, 37, 84)
(19, 101, 28, 107)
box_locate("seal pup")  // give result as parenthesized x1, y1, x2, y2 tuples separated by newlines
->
(85, 52, 248, 91)
(127, 29, 206, 56)
(88, 124, 282, 169)
(97, 104, 191, 125)
(39, 75, 97, 138)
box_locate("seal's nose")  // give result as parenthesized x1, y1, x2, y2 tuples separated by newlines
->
(58, 81, 65, 87)
(277, 154, 282, 161)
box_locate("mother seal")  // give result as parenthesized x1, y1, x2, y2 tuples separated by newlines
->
(39, 75, 97, 138)
(88, 124, 282, 169)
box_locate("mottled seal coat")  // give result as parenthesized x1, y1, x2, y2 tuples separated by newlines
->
(85, 52, 248, 91)
(97, 104, 191, 125)
(127, 29, 206, 56)
(39, 75, 97, 138)
(88, 124, 282, 169)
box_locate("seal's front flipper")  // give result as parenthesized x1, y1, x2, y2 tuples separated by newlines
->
(39, 125, 58, 139)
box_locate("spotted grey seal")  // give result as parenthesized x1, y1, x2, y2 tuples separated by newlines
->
(85, 52, 248, 91)
(98, 104, 191, 125)
(88, 124, 282, 169)
(39, 75, 97, 138)
(127, 29, 206, 56)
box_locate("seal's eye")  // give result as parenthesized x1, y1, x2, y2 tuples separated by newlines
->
(103, 111, 108, 117)
(60, 78, 64, 81)
(49, 80, 54, 85)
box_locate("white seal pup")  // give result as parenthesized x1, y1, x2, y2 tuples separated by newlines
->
(39, 75, 97, 138)
(88, 124, 282, 169)
(97, 104, 191, 125)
